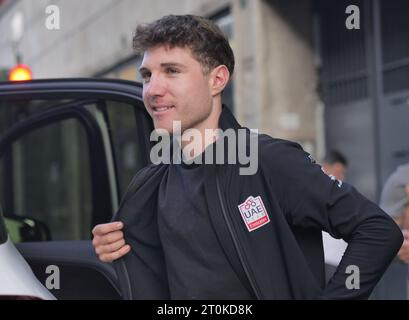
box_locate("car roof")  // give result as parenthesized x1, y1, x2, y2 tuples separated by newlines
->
(0, 78, 144, 102)
(0, 77, 142, 86)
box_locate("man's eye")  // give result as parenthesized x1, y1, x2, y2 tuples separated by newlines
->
(166, 68, 179, 74)
(141, 73, 151, 82)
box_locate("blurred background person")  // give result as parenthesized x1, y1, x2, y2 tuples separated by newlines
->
(321, 150, 348, 181)
(380, 163, 409, 230)
(320, 150, 349, 281)
(372, 163, 409, 299)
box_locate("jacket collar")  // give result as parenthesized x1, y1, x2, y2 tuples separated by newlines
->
(218, 104, 242, 131)
(166, 104, 243, 165)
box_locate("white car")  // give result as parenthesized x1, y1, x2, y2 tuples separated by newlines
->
(0, 208, 55, 300)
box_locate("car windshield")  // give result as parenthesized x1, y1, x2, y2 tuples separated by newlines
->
(0, 206, 7, 244)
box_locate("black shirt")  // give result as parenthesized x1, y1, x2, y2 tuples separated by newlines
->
(157, 160, 253, 299)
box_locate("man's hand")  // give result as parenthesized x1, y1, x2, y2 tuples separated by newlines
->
(92, 222, 131, 262)
(397, 229, 409, 264)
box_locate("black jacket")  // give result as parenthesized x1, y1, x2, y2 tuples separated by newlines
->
(114, 106, 403, 300)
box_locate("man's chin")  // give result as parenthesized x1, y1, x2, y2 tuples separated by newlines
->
(153, 120, 183, 135)
(153, 127, 172, 135)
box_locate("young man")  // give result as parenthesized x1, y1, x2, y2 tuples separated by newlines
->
(92, 14, 402, 299)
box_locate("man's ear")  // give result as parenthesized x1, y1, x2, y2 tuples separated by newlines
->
(209, 65, 230, 96)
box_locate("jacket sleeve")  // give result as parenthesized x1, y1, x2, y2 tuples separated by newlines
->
(263, 138, 403, 299)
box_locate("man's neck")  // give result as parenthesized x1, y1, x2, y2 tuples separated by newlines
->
(180, 105, 222, 160)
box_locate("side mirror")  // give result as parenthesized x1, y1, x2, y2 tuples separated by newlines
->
(4, 216, 51, 243)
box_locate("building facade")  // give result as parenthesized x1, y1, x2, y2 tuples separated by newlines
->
(1, 0, 409, 201)
(0, 0, 320, 152)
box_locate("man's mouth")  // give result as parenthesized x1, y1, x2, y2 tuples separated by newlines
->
(151, 105, 175, 115)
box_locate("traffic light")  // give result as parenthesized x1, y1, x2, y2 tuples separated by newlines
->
(8, 64, 32, 81)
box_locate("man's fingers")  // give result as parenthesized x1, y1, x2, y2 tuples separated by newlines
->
(99, 244, 131, 263)
(95, 239, 126, 255)
(398, 240, 409, 262)
(92, 221, 123, 237)
(93, 230, 124, 247)
(91, 221, 129, 263)
(399, 253, 409, 264)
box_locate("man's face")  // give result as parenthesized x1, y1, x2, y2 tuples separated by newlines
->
(139, 45, 216, 134)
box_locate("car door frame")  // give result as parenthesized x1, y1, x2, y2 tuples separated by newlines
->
(0, 78, 152, 224)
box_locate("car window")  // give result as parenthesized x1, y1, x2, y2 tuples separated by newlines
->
(0, 99, 74, 136)
(0, 98, 97, 242)
(0, 117, 92, 241)
(105, 101, 146, 197)
(0, 95, 150, 243)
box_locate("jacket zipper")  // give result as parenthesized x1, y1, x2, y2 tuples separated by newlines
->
(215, 173, 262, 300)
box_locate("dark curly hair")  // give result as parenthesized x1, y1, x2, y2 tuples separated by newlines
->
(133, 14, 235, 76)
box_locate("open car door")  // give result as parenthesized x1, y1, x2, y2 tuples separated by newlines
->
(0, 79, 153, 299)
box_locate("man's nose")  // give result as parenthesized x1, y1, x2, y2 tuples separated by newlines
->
(144, 74, 166, 101)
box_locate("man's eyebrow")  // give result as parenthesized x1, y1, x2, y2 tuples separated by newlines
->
(138, 62, 186, 74)
(160, 62, 186, 69)
(138, 66, 150, 74)
(138, 63, 186, 74)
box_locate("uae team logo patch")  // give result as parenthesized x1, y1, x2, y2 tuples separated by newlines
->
(238, 196, 270, 232)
